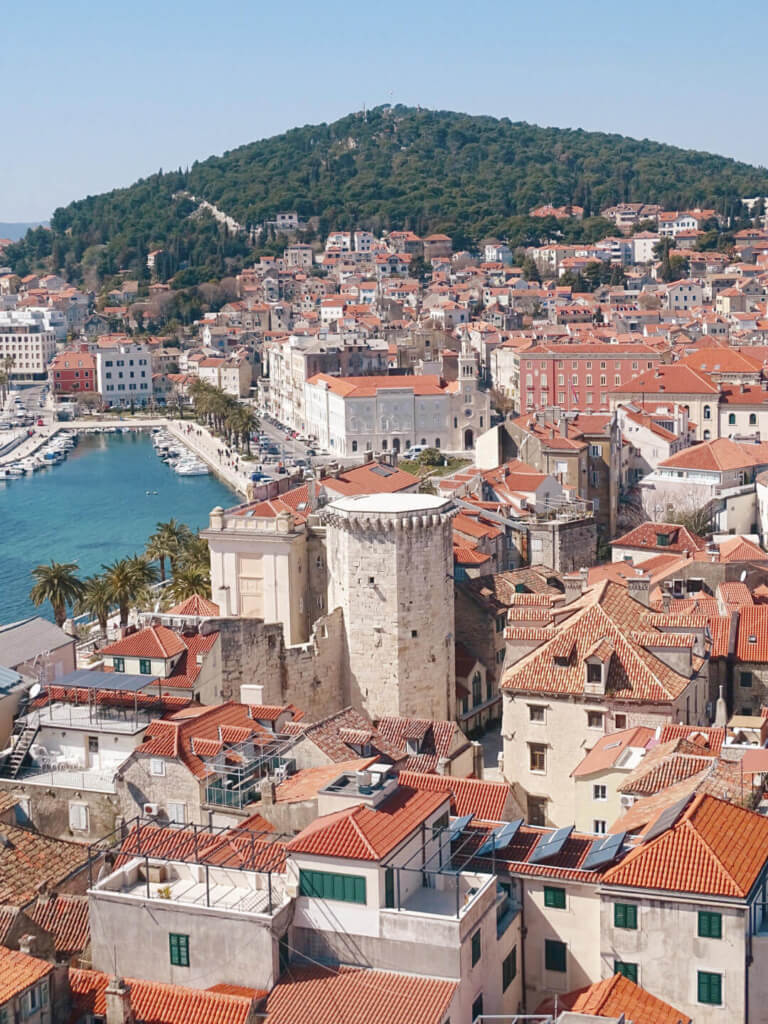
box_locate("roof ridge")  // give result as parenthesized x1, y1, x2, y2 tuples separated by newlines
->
(349, 807, 380, 857)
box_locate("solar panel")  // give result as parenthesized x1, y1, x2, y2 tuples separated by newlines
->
(528, 825, 574, 864)
(55, 669, 156, 693)
(448, 813, 474, 839)
(582, 831, 627, 871)
(474, 819, 523, 858)
(642, 794, 693, 843)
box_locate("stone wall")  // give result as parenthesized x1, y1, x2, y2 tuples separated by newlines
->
(204, 611, 345, 723)
(0, 780, 120, 843)
(116, 757, 203, 827)
(528, 517, 597, 573)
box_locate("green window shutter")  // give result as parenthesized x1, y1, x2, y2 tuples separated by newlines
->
(545, 939, 566, 972)
(698, 971, 722, 1005)
(698, 911, 722, 938)
(384, 868, 395, 908)
(614, 961, 637, 983)
(544, 886, 566, 909)
(614, 903, 637, 929)
(169, 933, 189, 967)
(140, 658, 151, 674)
(471, 929, 481, 966)
(299, 869, 365, 904)
(503, 947, 517, 990)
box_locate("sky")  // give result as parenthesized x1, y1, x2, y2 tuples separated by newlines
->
(4, 0, 768, 221)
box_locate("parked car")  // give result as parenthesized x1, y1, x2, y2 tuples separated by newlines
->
(36, 418, 44, 426)
(305, 448, 316, 457)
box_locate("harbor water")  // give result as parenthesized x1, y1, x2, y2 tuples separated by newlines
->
(0, 430, 236, 624)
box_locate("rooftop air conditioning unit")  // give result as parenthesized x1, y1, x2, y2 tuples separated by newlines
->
(620, 795, 634, 809)
(143, 803, 159, 817)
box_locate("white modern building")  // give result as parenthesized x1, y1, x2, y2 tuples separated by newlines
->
(96, 339, 153, 407)
(0, 309, 58, 382)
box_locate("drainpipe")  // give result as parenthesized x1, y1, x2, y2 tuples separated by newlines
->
(518, 878, 528, 1013)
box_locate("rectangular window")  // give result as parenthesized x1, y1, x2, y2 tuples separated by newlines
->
(113, 657, 125, 672)
(299, 869, 366, 904)
(139, 658, 152, 675)
(590, 444, 601, 457)
(741, 671, 753, 688)
(593, 819, 607, 834)
(587, 710, 604, 728)
(502, 947, 517, 990)
(169, 933, 190, 967)
(698, 971, 722, 1005)
(615, 714, 627, 729)
(545, 939, 567, 972)
(471, 929, 481, 966)
(167, 802, 186, 824)
(68, 802, 89, 832)
(614, 960, 638, 983)
(471, 995, 483, 1021)
(614, 902, 638, 929)
(150, 758, 165, 777)
(544, 886, 566, 909)
(529, 744, 546, 773)
(529, 705, 545, 722)
(593, 784, 607, 801)
(698, 911, 722, 939)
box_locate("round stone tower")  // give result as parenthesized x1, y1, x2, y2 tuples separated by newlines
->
(323, 493, 457, 722)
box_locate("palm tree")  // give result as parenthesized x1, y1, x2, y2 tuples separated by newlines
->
(102, 555, 159, 628)
(153, 519, 193, 575)
(76, 575, 113, 636)
(177, 532, 210, 576)
(29, 561, 85, 627)
(166, 564, 212, 604)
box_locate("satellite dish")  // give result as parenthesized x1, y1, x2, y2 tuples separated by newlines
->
(29, 683, 41, 699)
(740, 570, 748, 582)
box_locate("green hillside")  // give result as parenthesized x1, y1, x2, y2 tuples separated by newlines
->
(7, 105, 768, 289)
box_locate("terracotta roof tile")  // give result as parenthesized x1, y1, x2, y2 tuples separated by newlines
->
(100, 625, 187, 659)
(292, 707, 405, 764)
(736, 605, 768, 661)
(567, 973, 691, 1024)
(603, 794, 768, 896)
(657, 724, 725, 753)
(572, 727, 655, 777)
(0, 825, 90, 906)
(263, 965, 457, 1024)
(165, 594, 220, 616)
(397, 771, 513, 820)
(612, 522, 705, 553)
(286, 786, 448, 860)
(70, 969, 261, 1024)
(0, 946, 52, 1003)
(27, 894, 90, 957)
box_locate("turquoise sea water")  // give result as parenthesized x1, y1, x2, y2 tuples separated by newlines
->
(0, 431, 235, 624)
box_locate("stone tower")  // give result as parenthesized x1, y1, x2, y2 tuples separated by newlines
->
(323, 493, 457, 722)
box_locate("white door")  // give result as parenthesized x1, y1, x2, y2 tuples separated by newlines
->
(87, 736, 99, 770)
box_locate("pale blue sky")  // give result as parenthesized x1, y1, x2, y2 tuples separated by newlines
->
(4, 0, 767, 220)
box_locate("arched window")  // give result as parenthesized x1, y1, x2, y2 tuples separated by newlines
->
(351, 440, 358, 452)
(750, 413, 757, 425)
(435, 438, 441, 448)
(703, 406, 711, 420)
(728, 413, 736, 425)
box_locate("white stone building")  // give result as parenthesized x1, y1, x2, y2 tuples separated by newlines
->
(95, 339, 153, 407)
(0, 309, 57, 382)
(304, 348, 490, 456)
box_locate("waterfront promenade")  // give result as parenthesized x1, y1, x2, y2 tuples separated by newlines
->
(166, 421, 252, 497)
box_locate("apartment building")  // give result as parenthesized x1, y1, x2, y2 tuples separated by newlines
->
(95, 339, 153, 407)
(0, 309, 57, 382)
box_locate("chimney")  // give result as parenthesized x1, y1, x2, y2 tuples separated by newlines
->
(18, 935, 35, 956)
(564, 573, 585, 605)
(627, 573, 651, 607)
(662, 592, 671, 614)
(106, 976, 135, 1024)
(714, 685, 728, 727)
(259, 778, 276, 806)
(307, 475, 317, 511)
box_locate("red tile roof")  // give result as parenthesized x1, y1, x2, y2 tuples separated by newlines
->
(611, 363, 719, 395)
(69, 969, 262, 1024)
(658, 438, 768, 473)
(717, 535, 768, 563)
(116, 821, 284, 873)
(565, 973, 691, 1024)
(657, 723, 725, 754)
(736, 605, 768, 661)
(263, 965, 457, 1024)
(275, 759, 378, 804)
(165, 594, 220, 616)
(0, 946, 52, 1003)
(290, 707, 405, 764)
(27, 894, 90, 957)
(397, 771, 513, 821)
(603, 794, 768, 896)
(571, 727, 655, 777)
(307, 373, 449, 397)
(286, 786, 448, 861)
(612, 522, 705, 554)
(100, 625, 187, 659)
(0, 824, 90, 906)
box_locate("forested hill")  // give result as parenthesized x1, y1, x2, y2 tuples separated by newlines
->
(8, 106, 768, 288)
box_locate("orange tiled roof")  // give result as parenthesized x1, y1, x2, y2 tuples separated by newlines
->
(275, 759, 377, 804)
(69, 969, 262, 1024)
(603, 794, 768, 896)
(612, 522, 705, 554)
(397, 771, 512, 821)
(263, 965, 457, 1024)
(306, 373, 449, 398)
(571, 727, 655, 777)
(717, 535, 768, 563)
(100, 625, 187, 659)
(27, 894, 89, 957)
(0, 946, 52, 1004)
(0, 824, 89, 906)
(165, 594, 220, 616)
(736, 605, 768, 661)
(567, 973, 691, 1024)
(286, 786, 448, 860)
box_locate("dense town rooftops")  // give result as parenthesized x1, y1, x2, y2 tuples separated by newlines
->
(658, 437, 768, 472)
(612, 522, 706, 554)
(397, 770, 514, 821)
